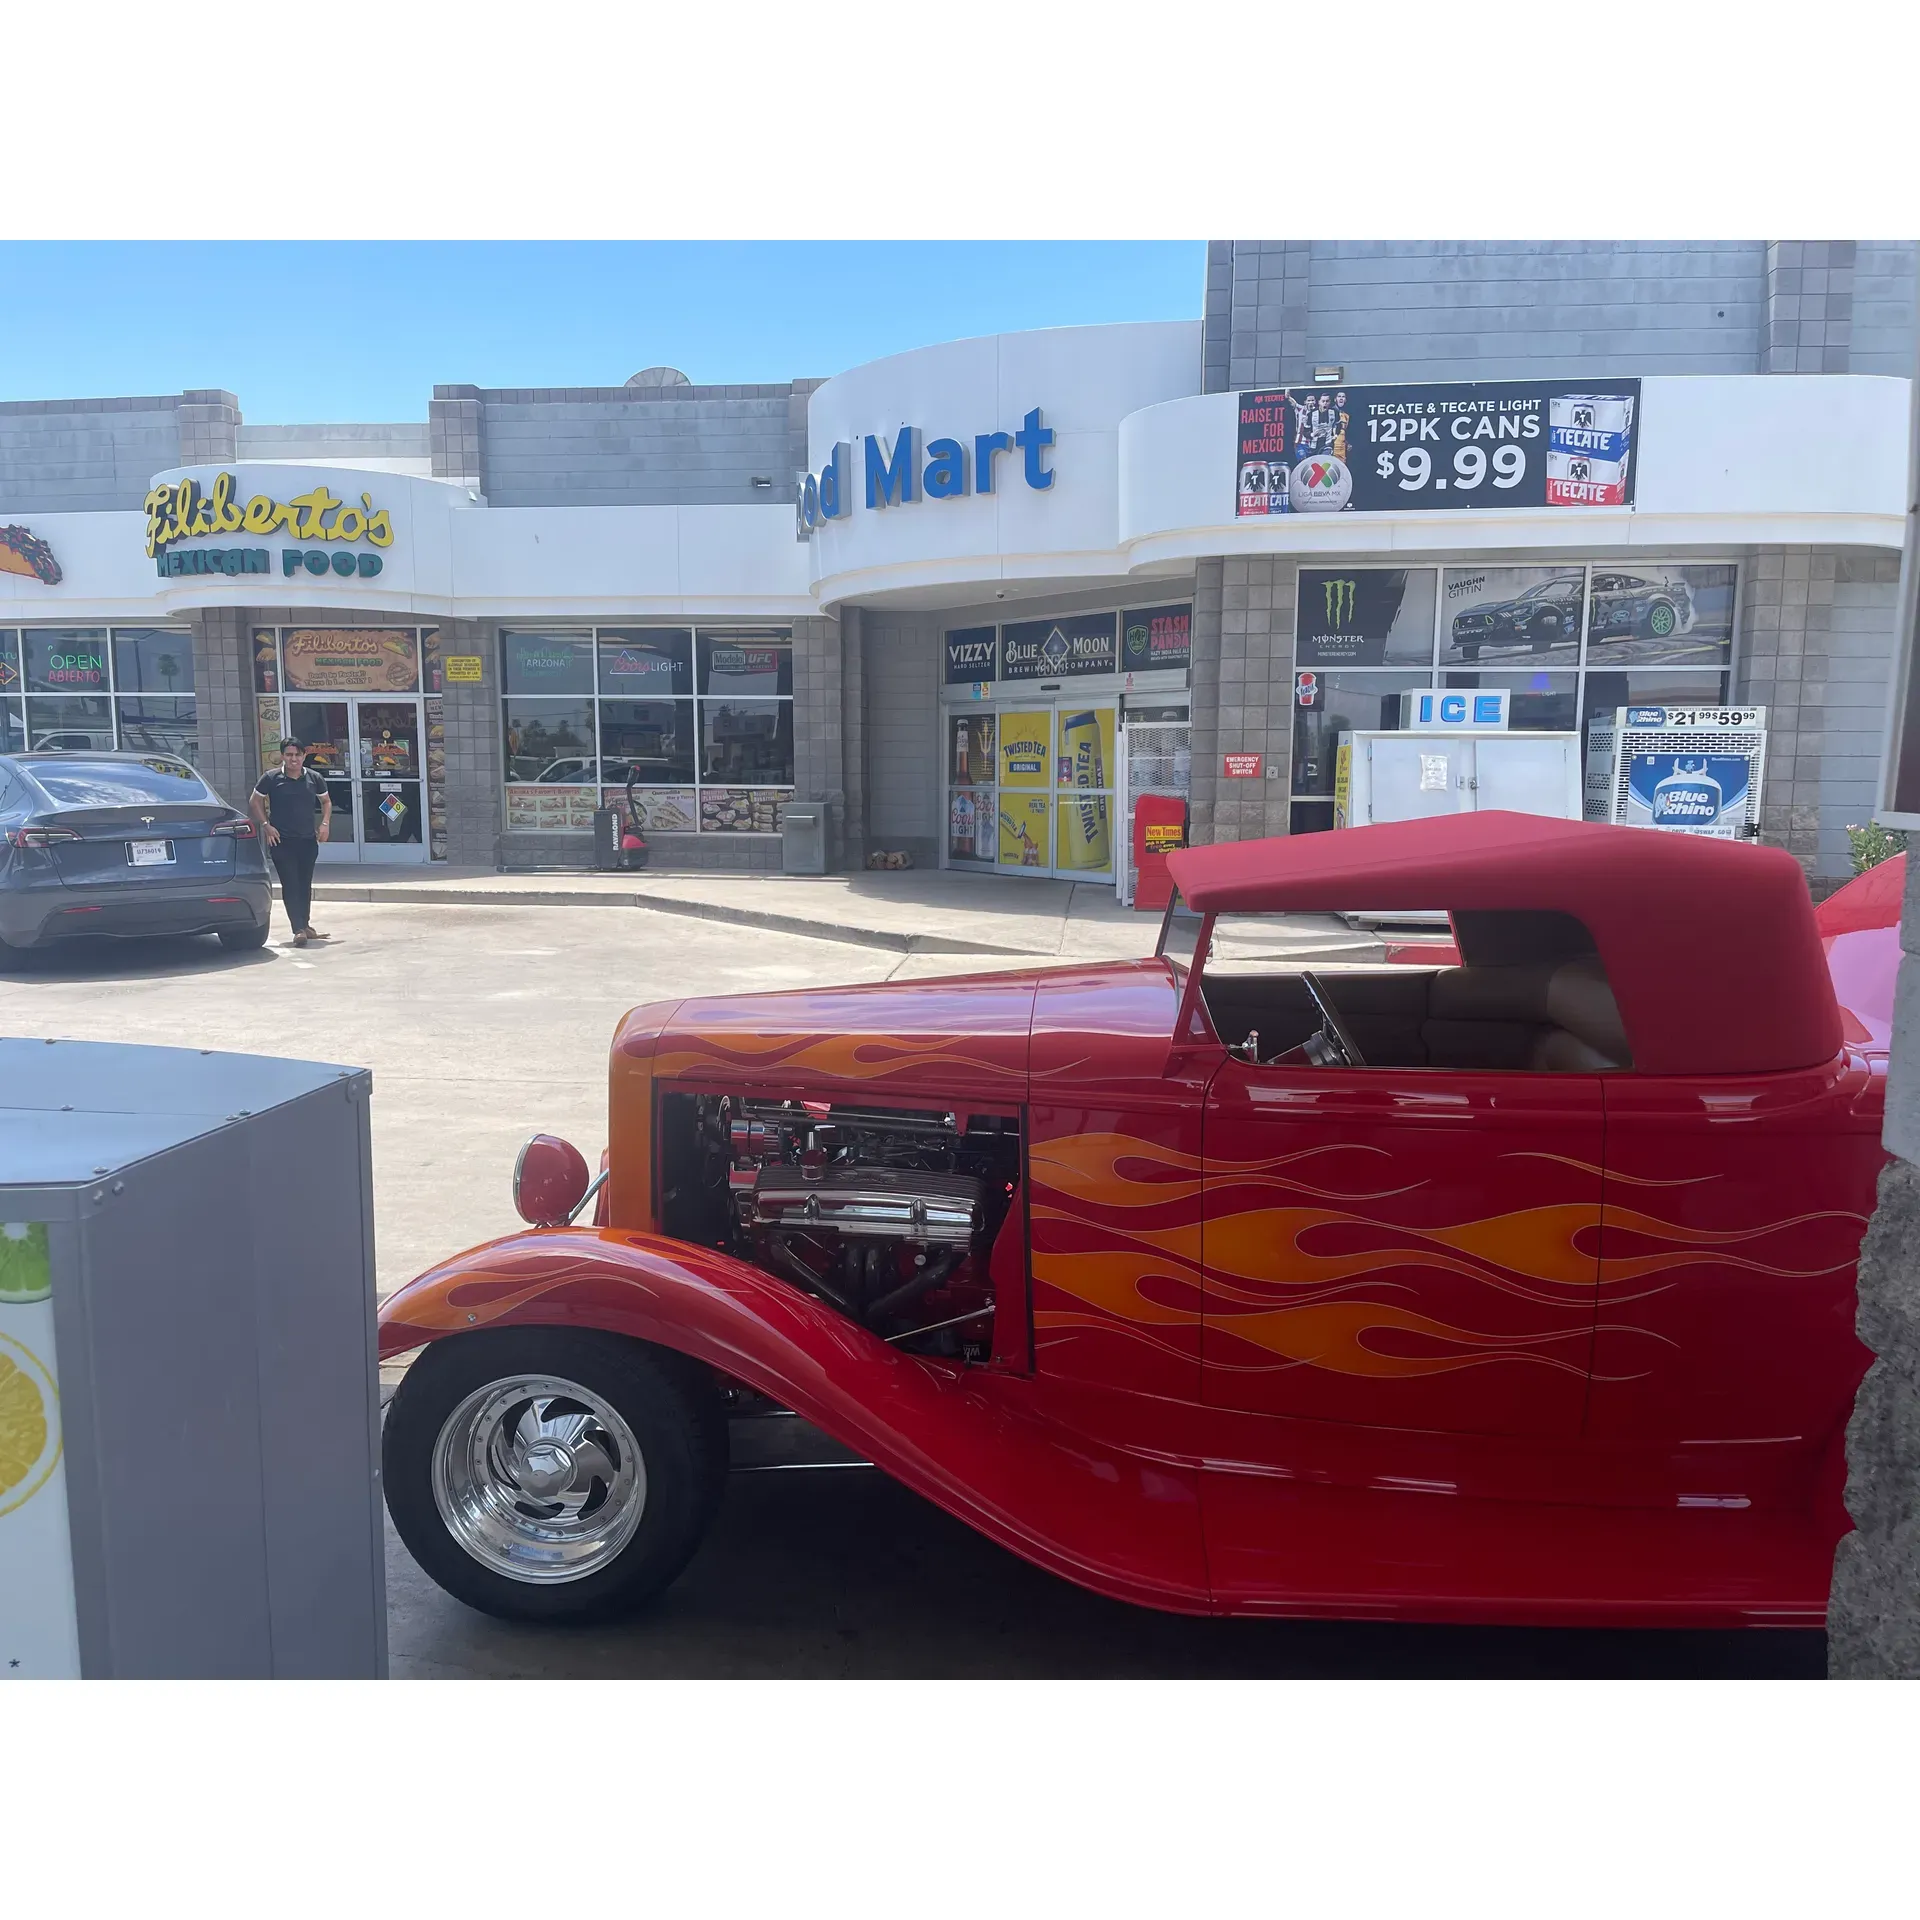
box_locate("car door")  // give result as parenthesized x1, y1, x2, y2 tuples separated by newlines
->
(1201, 1055, 1604, 1440)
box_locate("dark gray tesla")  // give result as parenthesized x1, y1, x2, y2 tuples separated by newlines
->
(0, 752, 273, 965)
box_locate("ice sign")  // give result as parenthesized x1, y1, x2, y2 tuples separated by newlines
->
(1399, 689, 1510, 730)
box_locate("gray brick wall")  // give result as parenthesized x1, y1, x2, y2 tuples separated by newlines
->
(1201, 241, 1917, 390)
(0, 395, 185, 512)
(862, 612, 940, 868)
(1736, 548, 1902, 890)
(188, 605, 258, 814)
(1186, 557, 1294, 844)
(1852, 242, 1920, 376)
(1764, 242, 1862, 374)
(841, 606, 867, 865)
(436, 618, 501, 866)
(791, 614, 847, 867)
(429, 388, 484, 489)
(176, 390, 240, 466)
(239, 422, 429, 463)
(439, 381, 814, 508)
(1188, 560, 1223, 840)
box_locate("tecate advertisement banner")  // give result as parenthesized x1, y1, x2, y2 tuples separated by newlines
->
(1625, 753, 1753, 837)
(1237, 380, 1640, 516)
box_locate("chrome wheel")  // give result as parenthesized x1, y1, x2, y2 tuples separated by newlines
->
(430, 1373, 647, 1584)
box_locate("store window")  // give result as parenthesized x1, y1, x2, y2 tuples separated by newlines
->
(110, 628, 194, 697)
(502, 632, 595, 698)
(503, 700, 596, 781)
(500, 626, 793, 836)
(2, 625, 199, 763)
(1291, 564, 1738, 823)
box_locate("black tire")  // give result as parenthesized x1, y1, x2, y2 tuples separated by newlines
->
(217, 923, 271, 951)
(1646, 600, 1677, 638)
(384, 1327, 728, 1624)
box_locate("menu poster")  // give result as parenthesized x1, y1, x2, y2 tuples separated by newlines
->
(505, 785, 600, 833)
(699, 788, 788, 834)
(282, 629, 420, 694)
(610, 787, 698, 835)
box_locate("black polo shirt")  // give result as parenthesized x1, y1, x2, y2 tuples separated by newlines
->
(254, 766, 327, 840)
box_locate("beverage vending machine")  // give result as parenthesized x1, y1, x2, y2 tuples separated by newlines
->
(1584, 705, 1768, 839)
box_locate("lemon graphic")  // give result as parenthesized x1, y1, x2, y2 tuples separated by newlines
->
(0, 1222, 52, 1304)
(0, 1332, 60, 1517)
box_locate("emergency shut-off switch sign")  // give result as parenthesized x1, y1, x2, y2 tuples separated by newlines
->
(0, 1221, 82, 1680)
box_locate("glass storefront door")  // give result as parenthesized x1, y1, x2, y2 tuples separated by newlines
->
(945, 699, 1118, 882)
(286, 696, 426, 863)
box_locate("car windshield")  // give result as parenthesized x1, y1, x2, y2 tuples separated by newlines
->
(26, 757, 211, 806)
(1518, 580, 1577, 602)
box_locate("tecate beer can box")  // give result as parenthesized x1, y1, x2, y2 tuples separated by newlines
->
(1551, 393, 1635, 438)
(1545, 447, 1629, 507)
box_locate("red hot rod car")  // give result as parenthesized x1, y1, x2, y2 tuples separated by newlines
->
(378, 812, 1893, 1629)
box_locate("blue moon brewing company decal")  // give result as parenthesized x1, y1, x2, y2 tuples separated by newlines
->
(1625, 754, 1753, 838)
(1236, 379, 1640, 516)
(1000, 612, 1117, 681)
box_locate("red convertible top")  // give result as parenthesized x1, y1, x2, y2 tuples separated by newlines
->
(1167, 813, 1841, 1076)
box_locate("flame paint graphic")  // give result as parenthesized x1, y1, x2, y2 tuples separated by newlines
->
(1027, 1130, 1867, 1386)
(652, 1028, 1029, 1087)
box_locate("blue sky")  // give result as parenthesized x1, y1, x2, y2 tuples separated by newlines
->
(0, 242, 1203, 424)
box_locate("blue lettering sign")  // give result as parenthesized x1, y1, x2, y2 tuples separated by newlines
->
(865, 428, 921, 509)
(797, 412, 1054, 534)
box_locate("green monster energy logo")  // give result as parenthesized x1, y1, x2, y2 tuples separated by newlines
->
(1323, 577, 1357, 627)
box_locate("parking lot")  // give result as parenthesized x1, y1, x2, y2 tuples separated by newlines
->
(2, 904, 1824, 1677)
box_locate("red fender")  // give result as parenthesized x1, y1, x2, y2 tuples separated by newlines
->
(378, 1228, 1211, 1614)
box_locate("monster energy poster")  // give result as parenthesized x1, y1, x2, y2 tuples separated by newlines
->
(1238, 380, 1640, 515)
(1296, 569, 1438, 667)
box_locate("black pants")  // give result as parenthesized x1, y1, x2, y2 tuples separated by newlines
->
(270, 835, 319, 934)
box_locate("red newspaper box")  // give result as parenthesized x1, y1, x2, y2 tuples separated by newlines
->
(1132, 794, 1188, 912)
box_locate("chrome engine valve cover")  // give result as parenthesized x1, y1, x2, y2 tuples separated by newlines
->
(744, 1166, 983, 1245)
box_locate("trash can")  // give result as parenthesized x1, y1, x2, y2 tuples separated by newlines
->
(782, 801, 829, 875)
(0, 1038, 387, 1679)
(592, 807, 622, 871)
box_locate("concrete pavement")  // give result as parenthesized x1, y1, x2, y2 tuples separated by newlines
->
(308, 861, 1390, 962)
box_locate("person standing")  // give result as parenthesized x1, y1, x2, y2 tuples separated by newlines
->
(251, 739, 333, 947)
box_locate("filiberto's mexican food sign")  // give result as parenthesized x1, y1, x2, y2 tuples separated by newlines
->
(144, 470, 394, 579)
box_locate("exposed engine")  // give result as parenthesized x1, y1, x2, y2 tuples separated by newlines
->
(659, 1093, 1019, 1361)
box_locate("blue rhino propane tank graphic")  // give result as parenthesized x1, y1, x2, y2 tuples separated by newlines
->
(1625, 753, 1752, 838)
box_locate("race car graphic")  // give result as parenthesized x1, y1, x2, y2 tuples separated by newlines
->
(1448, 573, 1585, 660)
(1585, 571, 1696, 643)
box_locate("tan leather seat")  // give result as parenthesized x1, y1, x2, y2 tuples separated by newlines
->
(1534, 954, 1631, 1069)
(1424, 957, 1630, 1072)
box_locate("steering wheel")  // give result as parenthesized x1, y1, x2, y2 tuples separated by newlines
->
(1299, 970, 1366, 1068)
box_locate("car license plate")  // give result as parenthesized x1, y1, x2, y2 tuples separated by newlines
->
(127, 840, 175, 866)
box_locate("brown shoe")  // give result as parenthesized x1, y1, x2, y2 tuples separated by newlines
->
(302, 927, 331, 942)
(292, 931, 312, 948)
